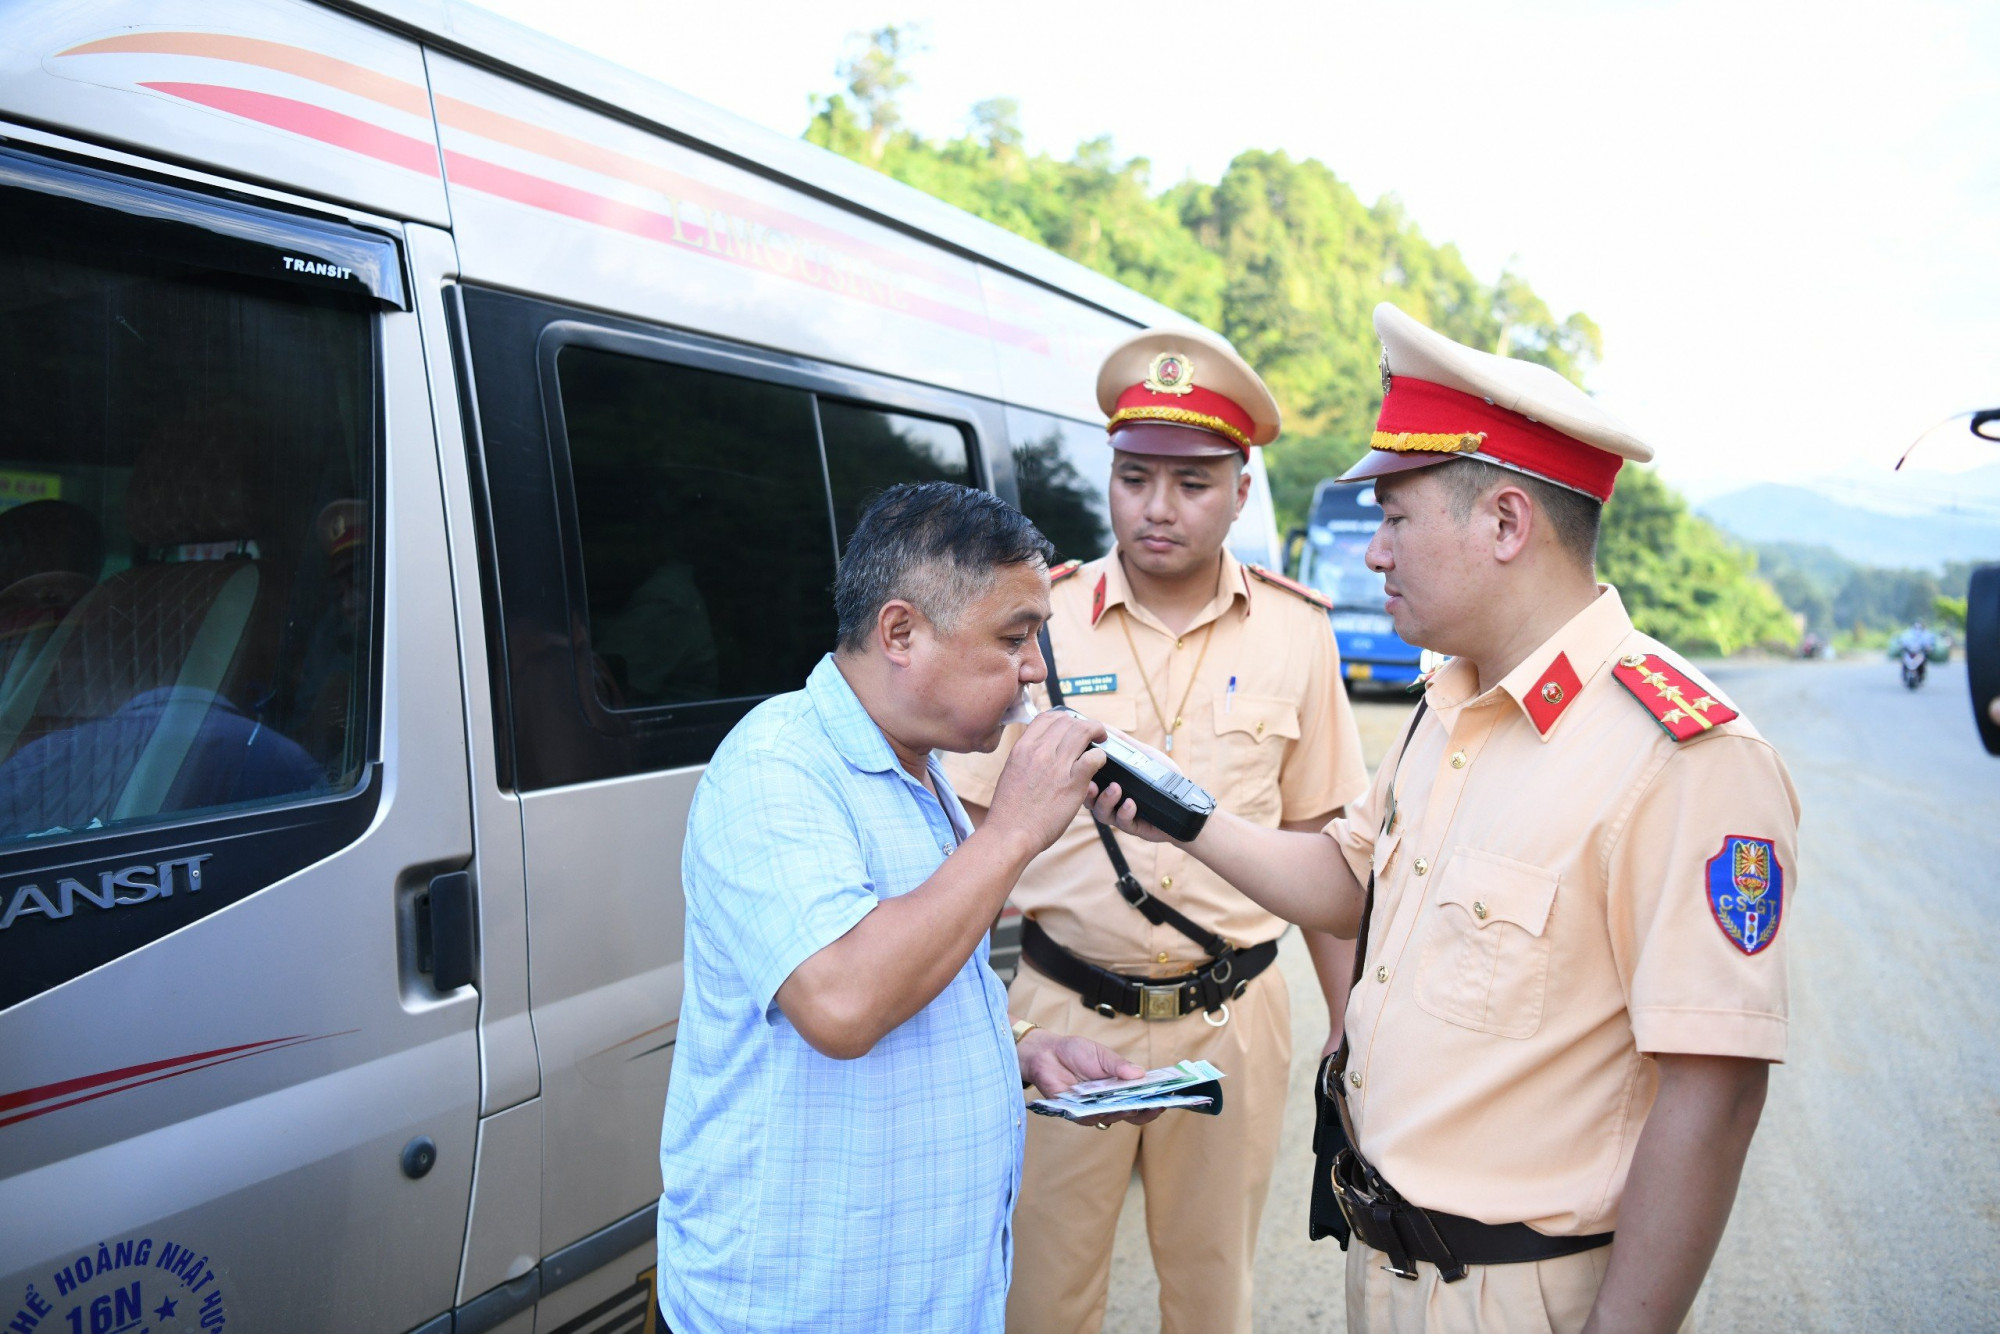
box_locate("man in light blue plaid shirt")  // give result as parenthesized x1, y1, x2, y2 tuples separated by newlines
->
(658, 484, 1156, 1333)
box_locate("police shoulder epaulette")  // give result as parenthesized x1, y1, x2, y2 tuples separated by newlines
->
(1611, 651, 1739, 742)
(1048, 559, 1083, 584)
(1245, 563, 1334, 611)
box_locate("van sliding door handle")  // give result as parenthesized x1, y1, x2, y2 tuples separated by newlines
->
(416, 870, 477, 991)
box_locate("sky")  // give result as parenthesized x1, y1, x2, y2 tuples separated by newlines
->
(474, 0, 2000, 499)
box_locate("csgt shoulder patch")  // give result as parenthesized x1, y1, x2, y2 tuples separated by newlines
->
(1245, 563, 1334, 611)
(1706, 835, 1783, 955)
(1048, 559, 1083, 584)
(1612, 652, 1739, 741)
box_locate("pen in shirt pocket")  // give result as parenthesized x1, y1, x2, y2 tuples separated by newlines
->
(1225, 675, 1236, 713)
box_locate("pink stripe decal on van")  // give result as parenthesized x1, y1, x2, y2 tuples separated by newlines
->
(124, 75, 1051, 351)
(138, 82, 442, 178)
(62, 32, 432, 118)
(433, 94, 977, 299)
(0, 1031, 353, 1129)
(441, 149, 1047, 348)
(60, 32, 975, 302)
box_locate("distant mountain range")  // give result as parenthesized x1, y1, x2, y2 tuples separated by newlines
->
(1698, 464, 2000, 571)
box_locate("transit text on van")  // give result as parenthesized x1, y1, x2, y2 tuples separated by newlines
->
(281, 255, 352, 280)
(0, 854, 213, 931)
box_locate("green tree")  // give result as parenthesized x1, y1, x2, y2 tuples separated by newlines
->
(1599, 467, 1798, 653)
(802, 30, 1797, 656)
(832, 24, 923, 162)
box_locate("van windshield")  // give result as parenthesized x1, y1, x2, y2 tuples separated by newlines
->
(0, 181, 377, 847)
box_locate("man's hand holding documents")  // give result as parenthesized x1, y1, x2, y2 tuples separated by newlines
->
(1029, 1059, 1226, 1122)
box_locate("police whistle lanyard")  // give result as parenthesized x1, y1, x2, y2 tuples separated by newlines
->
(1117, 612, 1216, 754)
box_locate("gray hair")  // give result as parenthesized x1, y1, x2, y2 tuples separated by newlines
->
(835, 482, 1054, 650)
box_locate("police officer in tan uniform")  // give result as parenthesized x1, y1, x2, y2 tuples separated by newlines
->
(947, 326, 1369, 1334)
(1093, 304, 1799, 1334)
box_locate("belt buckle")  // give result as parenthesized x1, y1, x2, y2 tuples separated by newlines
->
(1140, 984, 1181, 1021)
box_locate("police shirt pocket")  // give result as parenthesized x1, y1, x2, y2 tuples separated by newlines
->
(1211, 695, 1299, 818)
(1414, 849, 1559, 1040)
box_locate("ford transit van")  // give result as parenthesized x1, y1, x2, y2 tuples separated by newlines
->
(0, 5, 1280, 1330)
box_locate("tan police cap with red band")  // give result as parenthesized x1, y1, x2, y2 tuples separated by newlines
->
(1338, 303, 1652, 502)
(1096, 326, 1282, 460)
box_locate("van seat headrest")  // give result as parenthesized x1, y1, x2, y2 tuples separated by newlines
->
(126, 427, 267, 549)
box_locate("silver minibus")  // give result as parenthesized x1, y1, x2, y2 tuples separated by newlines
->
(0, 4, 1279, 1329)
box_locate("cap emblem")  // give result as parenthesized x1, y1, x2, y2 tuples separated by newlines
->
(1379, 349, 1392, 396)
(1143, 351, 1196, 397)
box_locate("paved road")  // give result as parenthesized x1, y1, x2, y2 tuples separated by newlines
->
(1101, 658, 2000, 1332)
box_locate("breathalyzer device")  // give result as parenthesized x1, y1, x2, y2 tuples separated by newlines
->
(1036, 628, 1217, 842)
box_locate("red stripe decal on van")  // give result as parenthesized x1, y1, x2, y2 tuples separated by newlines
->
(138, 82, 442, 178)
(63, 32, 431, 118)
(440, 149, 1038, 346)
(0, 1036, 301, 1114)
(433, 94, 978, 299)
(124, 75, 1053, 352)
(0, 1032, 354, 1129)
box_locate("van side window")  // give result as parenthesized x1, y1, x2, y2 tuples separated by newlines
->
(1006, 407, 1113, 564)
(0, 179, 377, 850)
(558, 347, 837, 711)
(459, 287, 1003, 785)
(818, 402, 974, 549)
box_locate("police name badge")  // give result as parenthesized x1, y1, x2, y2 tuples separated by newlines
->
(1705, 835, 1783, 955)
(1058, 674, 1117, 697)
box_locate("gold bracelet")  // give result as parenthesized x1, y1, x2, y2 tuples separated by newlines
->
(1011, 1019, 1039, 1045)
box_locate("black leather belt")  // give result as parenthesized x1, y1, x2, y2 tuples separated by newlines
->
(1019, 917, 1277, 1021)
(1332, 1138, 1612, 1276)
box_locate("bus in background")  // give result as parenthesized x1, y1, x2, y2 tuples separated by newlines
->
(1292, 478, 1423, 688)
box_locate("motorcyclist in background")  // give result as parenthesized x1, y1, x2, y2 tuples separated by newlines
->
(1897, 620, 1935, 688)
(1897, 619, 1938, 656)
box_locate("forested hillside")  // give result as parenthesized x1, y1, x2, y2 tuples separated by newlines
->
(1755, 543, 1978, 641)
(805, 30, 1796, 655)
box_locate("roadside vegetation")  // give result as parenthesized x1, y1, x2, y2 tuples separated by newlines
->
(804, 28, 1797, 656)
(1756, 543, 1977, 648)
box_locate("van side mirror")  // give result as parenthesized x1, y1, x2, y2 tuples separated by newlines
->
(1968, 565, 2000, 756)
(1284, 526, 1307, 578)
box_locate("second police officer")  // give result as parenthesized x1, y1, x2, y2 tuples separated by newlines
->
(1093, 304, 1800, 1334)
(946, 326, 1370, 1334)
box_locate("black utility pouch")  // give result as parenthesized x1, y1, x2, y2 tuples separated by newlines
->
(1309, 1053, 1353, 1246)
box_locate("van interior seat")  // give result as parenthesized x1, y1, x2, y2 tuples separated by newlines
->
(0, 431, 275, 828)
(0, 498, 100, 696)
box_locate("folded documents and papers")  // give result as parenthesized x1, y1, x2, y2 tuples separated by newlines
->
(1029, 1059, 1226, 1122)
